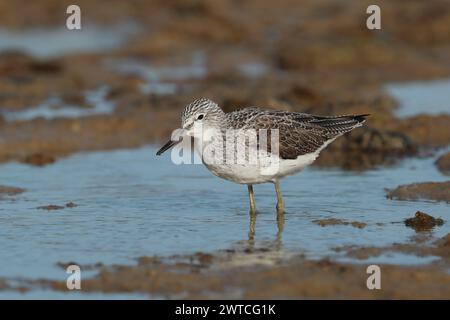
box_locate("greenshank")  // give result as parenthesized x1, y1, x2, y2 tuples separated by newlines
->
(157, 98, 368, 213)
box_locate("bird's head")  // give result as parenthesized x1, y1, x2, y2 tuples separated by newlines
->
(181, 97, 225, 136)
(156, 98, 225, 155)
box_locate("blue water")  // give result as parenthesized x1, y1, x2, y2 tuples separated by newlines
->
(0, 289, 149, 300)
(385, 79, 450, 118)
(1, 87, 114, 122)
(0, 24, 138, 58)
(0, 146, 448, 287)
(105, 52, 207, 95)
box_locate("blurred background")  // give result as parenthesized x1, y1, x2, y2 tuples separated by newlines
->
(0, 0, 449, 299)
(0, 0, 449, 166)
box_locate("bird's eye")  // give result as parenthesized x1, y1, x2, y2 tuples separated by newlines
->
(196, 114, 204, 120)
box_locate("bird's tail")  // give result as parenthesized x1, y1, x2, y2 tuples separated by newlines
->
(311, 114, 370, 135)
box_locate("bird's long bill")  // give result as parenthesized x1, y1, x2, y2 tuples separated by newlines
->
(156, 138, 182, 155)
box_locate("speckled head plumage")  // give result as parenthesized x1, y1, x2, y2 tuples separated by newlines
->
(156, 98, 226, 156)
(181, 98, 226, 130)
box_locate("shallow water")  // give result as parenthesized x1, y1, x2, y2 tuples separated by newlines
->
(0, 146, 448, 287)
(237, 61, 269, 78)
(0, 24, 138, 58)
(385, 79, 450, 118)
(1, 87, 114, 122)
(0, 289, 148, 300)
(337, 252, 441, 266)
(105, 52, 207, 95)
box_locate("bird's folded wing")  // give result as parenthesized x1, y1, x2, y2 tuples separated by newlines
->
(233, 110, 367, 159)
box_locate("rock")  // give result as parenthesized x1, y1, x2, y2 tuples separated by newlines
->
(386, 181, 450, 202)
(397, 115, 450, 149)
(436, 152, 450, 175)
(404, 211, 444, 232)
(435, 233, 450, 248)
(37, 202, 77, 210)
(65, 202, 77, 208)
(21, 153, 56, 167)
(0, 185, 25, 195)
(37, 205, 65, 211)
(28, 59, 63, 74)
(0, 279, 9, 290)
(313, 218, 367, 229)
(342, 127, 415, 154)
(0, 185, 25, 199)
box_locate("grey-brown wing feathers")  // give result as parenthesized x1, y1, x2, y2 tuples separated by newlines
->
(229, 109, 368, 159)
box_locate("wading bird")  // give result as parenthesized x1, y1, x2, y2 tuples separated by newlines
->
(157, 98, 368, 213)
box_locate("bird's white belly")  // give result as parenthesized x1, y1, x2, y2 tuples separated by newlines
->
(192, 133, 325, 184)
(203, 152, 319, 184)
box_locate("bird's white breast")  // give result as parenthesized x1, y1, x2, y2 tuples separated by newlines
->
(192, 131, 334, 184)
(197, 139, 319, 184)
(205, 152, 319, 184)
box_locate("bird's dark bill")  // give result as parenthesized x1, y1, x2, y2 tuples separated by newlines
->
(156, 138, 182, 155)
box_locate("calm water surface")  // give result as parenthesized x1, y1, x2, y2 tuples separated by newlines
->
(0, 24, 138, 58)
(385, 79, 450, 118)
(1, 87, 114, 122)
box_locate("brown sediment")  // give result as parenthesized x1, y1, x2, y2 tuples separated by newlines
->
(436, 152, 450, 175)
(36, 202, 78, 210)
(21, 153, 56, 167)
(0, 279, 9, 290)
(4, 240, 449, 299)
(2, 232, 450, 298)
(314, 149, 400, 171)
(0, 52, 117, 112)
(313, 218, 367, 229)
(56, 261, 104, 271)
(37, 205, 65, 211)
(404, 211, 444, 232)
(396, 115, 450, 149)
(336, 233, 450, 264)
(386, 181, 450, 202)
(0, 106, 179, 163)
(314, 126, 416, 170)
(0, 185, 25, 196)
(435, 233, 450, 250)
(0, 185, 25, 201)
(65, 202, 77, 208)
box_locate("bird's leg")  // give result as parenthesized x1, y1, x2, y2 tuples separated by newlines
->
(247, 184, 257, 214)
(274, 180, 285, 213)
(275, 208, 285, 249)
(248, 209, 256, 243)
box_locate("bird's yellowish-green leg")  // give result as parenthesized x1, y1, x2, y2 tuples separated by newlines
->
(247, 184, 257, 213)
(274, 180, 284, 213)
(248, 209, 256, 242)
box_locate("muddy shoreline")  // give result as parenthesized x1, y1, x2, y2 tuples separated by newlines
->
(2, 231, 449, 299)
(0, 209, 448, 299)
